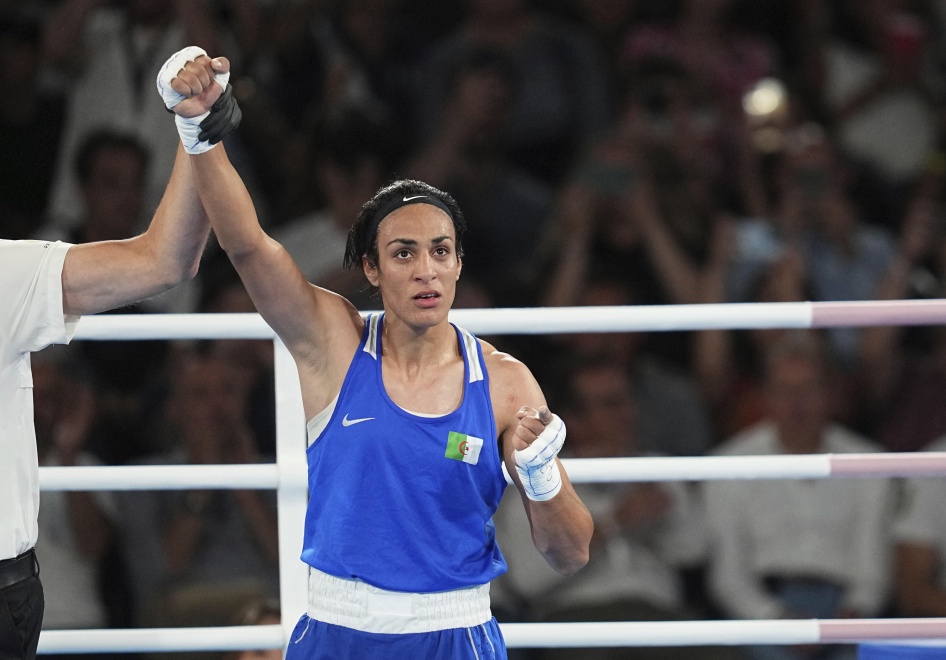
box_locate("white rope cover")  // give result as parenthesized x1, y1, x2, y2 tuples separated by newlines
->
(72, 299, 946, 340)
(38, 453, 946, 491)
(37, 619, 946, 653)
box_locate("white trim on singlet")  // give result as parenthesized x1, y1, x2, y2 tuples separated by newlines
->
(457, 326, 484, 383)
(306, 393, 339, 447)
(361, 314, 482, 384)
(363, 314, 381, 359)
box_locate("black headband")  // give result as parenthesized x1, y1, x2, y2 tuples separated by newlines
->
(365, 194, 454, 248)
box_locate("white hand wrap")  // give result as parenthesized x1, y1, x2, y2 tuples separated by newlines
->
(156, 46, 230, 154)
(514, 413, 566, 501)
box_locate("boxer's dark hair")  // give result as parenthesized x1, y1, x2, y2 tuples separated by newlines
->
(344, 180, 466, 271)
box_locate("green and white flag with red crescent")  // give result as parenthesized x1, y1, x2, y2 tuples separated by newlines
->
(445, 431, 483, 465)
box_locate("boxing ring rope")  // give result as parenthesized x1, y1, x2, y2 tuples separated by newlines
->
(37, 452, 946, 491)
(36, 300, 946, 654)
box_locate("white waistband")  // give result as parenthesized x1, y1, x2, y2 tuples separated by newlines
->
(307, 568, 492, 634)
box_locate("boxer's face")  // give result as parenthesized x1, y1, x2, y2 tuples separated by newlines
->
(364, 205, 462, 328)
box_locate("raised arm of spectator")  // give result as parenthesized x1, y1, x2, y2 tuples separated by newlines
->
(693, 216, 738, 409)
(619, 177, 702, 305)
(541, 182, 596, 308)
(859, 192, 936, 403)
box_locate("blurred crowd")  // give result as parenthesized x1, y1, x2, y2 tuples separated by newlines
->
(5, 0, 946, 658)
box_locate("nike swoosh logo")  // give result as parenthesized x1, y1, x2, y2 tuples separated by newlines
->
(342, 414, 375, 427)
(402, 195, 426, 202)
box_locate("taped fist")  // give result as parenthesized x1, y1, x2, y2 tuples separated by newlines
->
(513, 406, 566, 501)
(156, 46, 238, 154)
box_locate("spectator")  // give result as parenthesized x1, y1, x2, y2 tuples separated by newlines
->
(38, 128, 201, 314)
(858, 172, 946, 451)
(32, 350, 120, 644)
(541, 64, 728, 317)
(815, 0, 943, 207)
(231, 0, 425, 221)
(539, 83, 729, 371)
(307, 0, 428, 157)
(199, 275, 276, 456)
(542, 275, 714, 457)
(42, 0, 222, 232)
(271, 105, 394, 308)
(621, 0, 777, 116)
(0, 9, 66, 239)
(702, 331, 895, 660)
(561, 0, 641, 97)
(117, 352, 279, 632)
(729, 125, 896, 371)
(35, 131, 185, 464)
(221, 597, 282, 660)
(416, 0, 611, 185)
(405, 45, 555, 304)
(494, 357, 732, 660)
(892, 435, 946, 617)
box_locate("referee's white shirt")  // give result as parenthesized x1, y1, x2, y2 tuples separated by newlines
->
(1, 239, 77, 561)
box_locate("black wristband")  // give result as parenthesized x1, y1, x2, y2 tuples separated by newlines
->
(198, 83, 242, 145)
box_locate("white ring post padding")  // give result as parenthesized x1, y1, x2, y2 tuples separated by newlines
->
(38, 625, 285, 654)
(272, 337, 310, 646)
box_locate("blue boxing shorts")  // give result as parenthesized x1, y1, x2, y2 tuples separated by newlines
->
(285, 614, 507, 660)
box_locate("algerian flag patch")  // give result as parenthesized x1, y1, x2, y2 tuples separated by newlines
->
(445, 431, 483, 465)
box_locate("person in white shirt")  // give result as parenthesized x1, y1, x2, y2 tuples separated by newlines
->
(892, 435, 946, 617)
(30, 352, 116, 632)
(702, 331, 895, 660)
(493, 358, 737, 660)
(0, 67, 221, 653)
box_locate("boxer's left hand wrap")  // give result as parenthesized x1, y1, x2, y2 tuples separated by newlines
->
(198, 83, 242, 145)
(514, 412, 566, 501)
(156, 46, 230, 154)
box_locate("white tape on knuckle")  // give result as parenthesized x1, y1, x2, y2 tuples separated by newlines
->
(157, 46, 208, 109)
(213, 70, 230, 89)
(158, 46, 230, 154)
(533, 415, 566, 463)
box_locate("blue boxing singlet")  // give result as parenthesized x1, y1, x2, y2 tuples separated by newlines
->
(300, 313, 509, 593)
